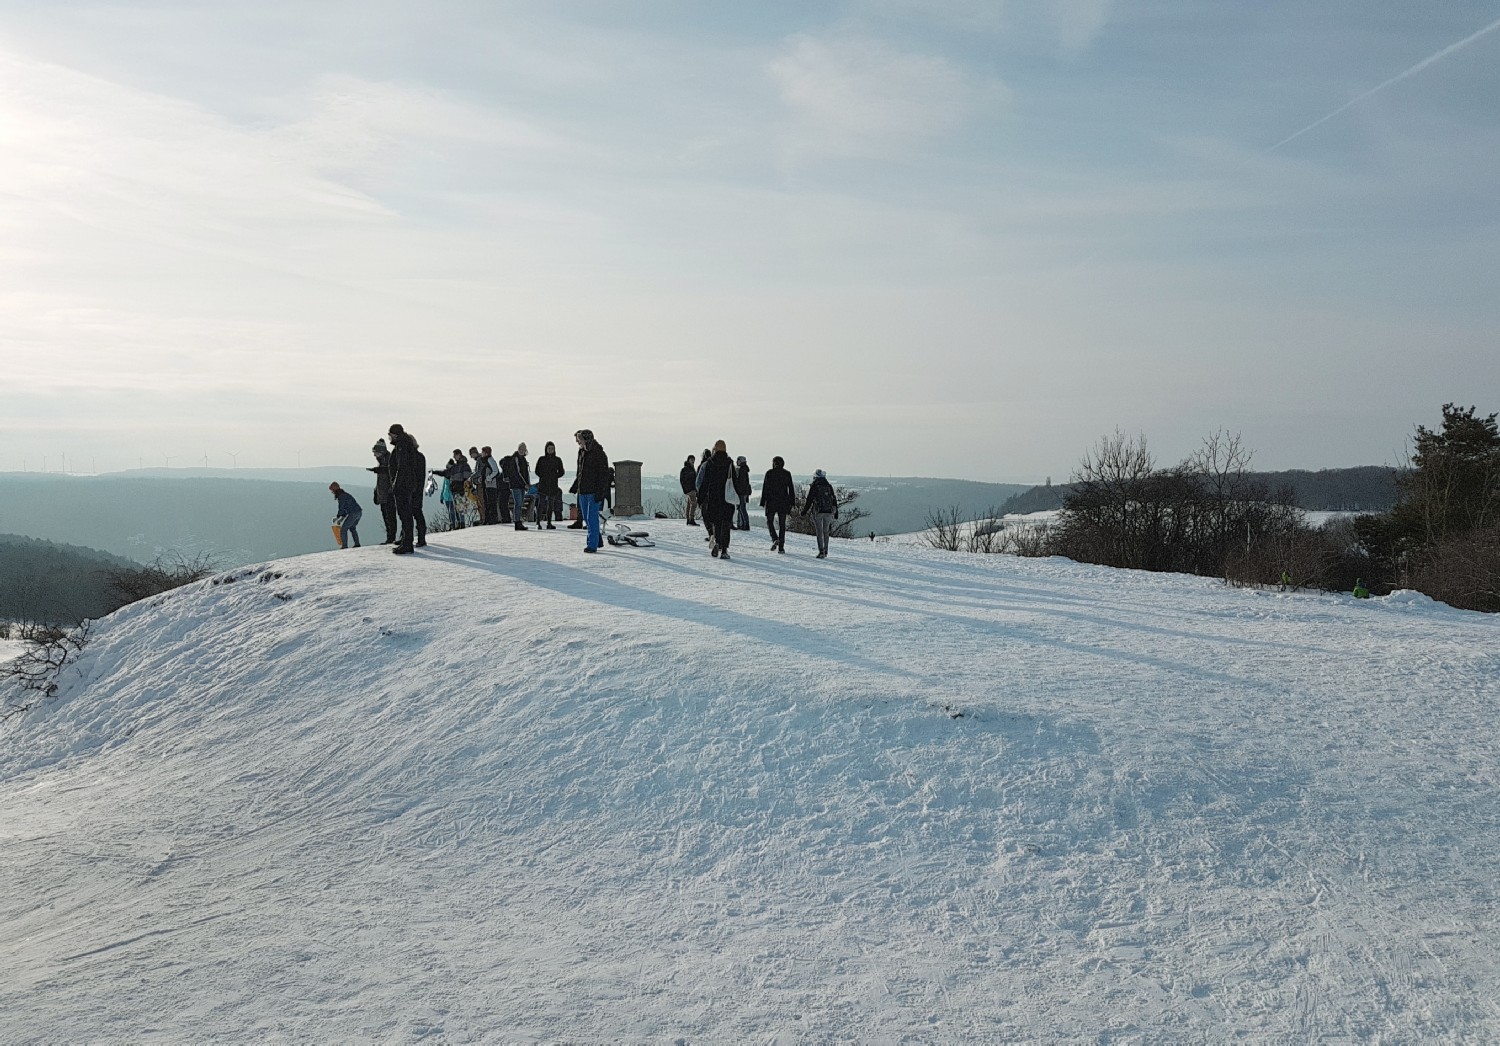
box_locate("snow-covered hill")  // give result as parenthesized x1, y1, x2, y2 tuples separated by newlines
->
(3, 522, 1498, 1041)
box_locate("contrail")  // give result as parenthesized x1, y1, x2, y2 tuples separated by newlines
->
(1269, 13, 1500, 152)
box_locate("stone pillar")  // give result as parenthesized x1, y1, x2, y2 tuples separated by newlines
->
(613, 459, 643, 517)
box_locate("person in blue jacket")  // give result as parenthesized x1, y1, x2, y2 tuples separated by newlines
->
(329, 482, 363, 549)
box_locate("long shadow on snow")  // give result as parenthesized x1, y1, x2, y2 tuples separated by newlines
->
(674, 554, 1292, 695)
(771, 550, 1345, 661)
(424, 545, 921, 682)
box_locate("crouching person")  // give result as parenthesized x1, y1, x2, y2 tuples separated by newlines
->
(330, 482, 363, 548)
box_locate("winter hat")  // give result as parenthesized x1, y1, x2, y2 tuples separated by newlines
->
(388, 424, 405, 437)
(814, 469, 826, 479)
(736, 455, 746, 465)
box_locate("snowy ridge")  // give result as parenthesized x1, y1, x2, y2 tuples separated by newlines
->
(3, 523, 1499, 1040)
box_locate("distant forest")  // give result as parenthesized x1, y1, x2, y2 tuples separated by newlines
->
(1000, 466, 1401, 516)
(0, 534, 144, 625)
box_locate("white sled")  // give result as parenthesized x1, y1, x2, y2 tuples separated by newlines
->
(606, 523, 655, 548)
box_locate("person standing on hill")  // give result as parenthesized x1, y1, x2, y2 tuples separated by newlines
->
(483, 446, 503, 522)
(575, 429, 610, 553)
(387, 424, 426, 554)
(432, 449, 472, 529)
(800, 468, 839, 559)
(329, 482, 363, 549)
(503, 442, 531, 529)
(733, 455, 752, 530)
(369, 439, 398, 544)
(471, 446, 497, 525)
(760, 455, 795, 553)
(679, 455, 699, 526)
(535, 441, 566, 529)
(698, 441, 736, 560)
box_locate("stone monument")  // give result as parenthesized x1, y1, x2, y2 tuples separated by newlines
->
(613, 459, 643, 517)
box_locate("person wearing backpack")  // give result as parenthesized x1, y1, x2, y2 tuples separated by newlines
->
(800, 468, 839, 558)
(697, 441, 736, 560)
(535, 441, 566, 529)
(760, 456, 795, 553)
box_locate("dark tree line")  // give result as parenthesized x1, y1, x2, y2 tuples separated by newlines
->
(1354, 404, 1500, 612)
(930, 407, 1498, 613)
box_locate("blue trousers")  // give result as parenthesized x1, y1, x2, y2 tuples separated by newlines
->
(580, 493, 602, 551)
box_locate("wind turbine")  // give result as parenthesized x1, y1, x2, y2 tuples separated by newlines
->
(226, 450, 240, 468)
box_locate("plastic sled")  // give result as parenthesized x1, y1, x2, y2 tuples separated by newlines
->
(606, 523, 654, 547)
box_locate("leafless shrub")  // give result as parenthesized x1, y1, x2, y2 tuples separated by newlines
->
(1, 621, 91, 721)
(923, 505, 967, 551)
(103, 551, 219, 607)
(1405, 527, 1500, 612)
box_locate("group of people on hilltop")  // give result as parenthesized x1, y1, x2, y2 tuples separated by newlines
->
(337, 423, 839, 560)
(427, 441, 575, 532)
(352, 425, 612, 555)
(681, 444, 840, 560)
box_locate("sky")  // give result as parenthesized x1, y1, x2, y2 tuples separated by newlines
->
(2, 1, 1497, 482)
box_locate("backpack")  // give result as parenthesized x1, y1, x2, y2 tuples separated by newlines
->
(811, 480, 836, 514)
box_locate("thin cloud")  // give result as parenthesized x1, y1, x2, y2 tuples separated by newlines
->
(769, 33, 1009, 156)
(1269, 13, 1500, 152)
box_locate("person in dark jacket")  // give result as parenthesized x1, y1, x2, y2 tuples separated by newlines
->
(679, 455, 699, 526)
(760, 456, 796, 553)
(800, 468, 839, 558)
(534, 441, 566, 529)
(471, 446, 498, 525)
(732, 456, 752, 530)
(574, 429, 610, 552)
(387, 424, 426, 554)
(696, 448, 713, 542)
(329, 482, 363, 548)
(369, 439, 397, 543)
(502, 443, 531, 530)
(697, 441, 736, 560)
(432, 449, 472, 529)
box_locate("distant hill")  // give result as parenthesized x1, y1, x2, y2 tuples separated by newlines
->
(999, 466, 1402, 516)
(0, 534, 143, 625)
(640, 474, 1032, 536)
(0, 473, 381, 568)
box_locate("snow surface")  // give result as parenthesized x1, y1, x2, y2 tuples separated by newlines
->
(3, 521, 1499, 1041)
(0, 639, 27, 666)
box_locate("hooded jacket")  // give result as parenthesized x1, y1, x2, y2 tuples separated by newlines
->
(389, 432, 424, 497)
(576, 437, 611, 498)
(535, 451, 566, 495)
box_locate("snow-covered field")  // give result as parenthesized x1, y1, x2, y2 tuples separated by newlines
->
(3, 520, 1498, 1041)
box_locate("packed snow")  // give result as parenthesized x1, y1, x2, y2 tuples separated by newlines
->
(2, 519, 1498, 1041)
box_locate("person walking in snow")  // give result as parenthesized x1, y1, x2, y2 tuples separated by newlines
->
(534, 441, 566, 529)
(696, 448, 713, 542)
(800, 468, 839, 559)
(679, 454, 699, 526)
(502, 443, 531, 529)
(732, 455, 752, 530)
(387, 424, 426, 554)
(760, 455, 795, 553)
(369, 439, 398, 544)
(575, 429, 610, 553)
(698, 441, 736, 560)
(329, 482, 363, 548)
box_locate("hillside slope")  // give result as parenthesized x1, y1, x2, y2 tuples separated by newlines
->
(2, 523, 1499, 1040)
